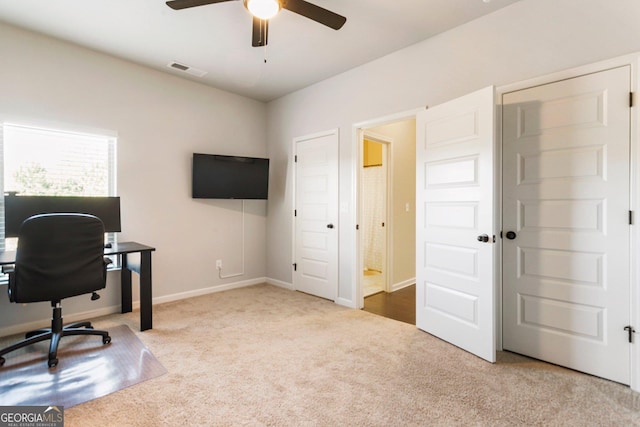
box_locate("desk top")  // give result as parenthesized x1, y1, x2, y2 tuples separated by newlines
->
(104, 241, 156, 256)
(0, 241, 155, 265)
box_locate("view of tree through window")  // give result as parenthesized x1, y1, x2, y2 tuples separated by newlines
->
(4, 125, 113, 196)
(12, 162, 107, 196)
(1, 123, 116, 251)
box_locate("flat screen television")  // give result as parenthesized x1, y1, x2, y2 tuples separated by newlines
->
(192, 153, 269, 200)
(4, 195, 121, 238)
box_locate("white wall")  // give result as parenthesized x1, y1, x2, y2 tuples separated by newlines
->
(0, 22, 268, 333)
(266, 0, 640, 305)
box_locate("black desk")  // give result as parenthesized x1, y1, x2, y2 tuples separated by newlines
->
(0, 241, 155, 331)
(105, 242, 155, 331)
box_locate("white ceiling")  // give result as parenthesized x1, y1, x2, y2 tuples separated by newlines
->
(0, 0, 521, 102)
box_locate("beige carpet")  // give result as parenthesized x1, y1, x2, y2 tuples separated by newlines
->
(51, 284, 640, 426)
(0, 325, 166, 408)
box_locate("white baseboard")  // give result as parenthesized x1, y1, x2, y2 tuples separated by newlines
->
(264, 278, 355, 308)
(152, 277, 268, 305)
(390, 278, 416, 292)
(0, 277, 270, 337)
(336, 297, 356, 309)
(266, 277, 294, 290)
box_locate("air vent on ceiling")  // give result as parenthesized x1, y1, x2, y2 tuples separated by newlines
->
(167, 61, 207, 77)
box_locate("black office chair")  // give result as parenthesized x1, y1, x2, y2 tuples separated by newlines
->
(0, 213, 112, 368)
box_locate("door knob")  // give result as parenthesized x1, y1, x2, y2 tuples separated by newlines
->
(505, 231, 517, 240)
(477, 234, 489, 243)
(327, 224, 334, 229)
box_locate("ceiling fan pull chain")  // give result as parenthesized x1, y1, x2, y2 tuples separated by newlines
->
(264, 44, 268, 63)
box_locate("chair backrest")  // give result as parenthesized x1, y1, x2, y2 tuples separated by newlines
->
(11, 213, 108, 303)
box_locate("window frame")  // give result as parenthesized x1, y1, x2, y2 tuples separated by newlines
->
(0, 121, 118, 276)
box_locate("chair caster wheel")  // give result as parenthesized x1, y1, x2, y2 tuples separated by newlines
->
(103, 336, 111, 345)
(0, 357, 5, 366)
(48, 358, 58, 368)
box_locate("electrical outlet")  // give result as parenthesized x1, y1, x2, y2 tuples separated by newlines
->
(216, 259, 222, 269)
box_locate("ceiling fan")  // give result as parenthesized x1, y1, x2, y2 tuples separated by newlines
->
(166, 0, 347, 47)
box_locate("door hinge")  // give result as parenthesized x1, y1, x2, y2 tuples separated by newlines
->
(293, 263, 297, 272)
(294, 209, 297, 217)
(294, 155, 298, 162)
(630, 92, 634, 108)
(624, 325, 636, 343)
(630, 210, 633, 225)
(356, 224, 359, 230)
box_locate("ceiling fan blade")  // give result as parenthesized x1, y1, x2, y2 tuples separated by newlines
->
(166, 0, 235, 11)
(252, 17, 269, 47)
(281, 0, 346, 30)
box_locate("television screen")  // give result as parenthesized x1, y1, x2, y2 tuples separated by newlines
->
(192, 153, 269, 199)
(4, 195, 121, 238)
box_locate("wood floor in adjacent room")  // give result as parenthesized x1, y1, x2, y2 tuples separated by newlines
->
(363, 284, 415, 325)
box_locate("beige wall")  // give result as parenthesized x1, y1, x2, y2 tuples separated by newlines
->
(0, 22, 268, 334)
(367, 120, 416, 290)
(363, 139, 383, 167)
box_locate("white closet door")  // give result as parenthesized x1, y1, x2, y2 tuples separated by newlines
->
(502, 66, 631, 384)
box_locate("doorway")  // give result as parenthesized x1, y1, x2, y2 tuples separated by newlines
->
(356, 119, 417, 323)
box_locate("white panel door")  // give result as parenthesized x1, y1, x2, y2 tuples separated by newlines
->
(294, 130, 339, 301)
(502, 66, 631, 384)
(416, 86, 496, 362)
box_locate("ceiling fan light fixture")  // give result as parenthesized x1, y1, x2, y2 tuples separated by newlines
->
(246, 0, 280, 20)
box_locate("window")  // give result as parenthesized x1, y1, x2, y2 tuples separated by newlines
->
(0, 123, 117, 251)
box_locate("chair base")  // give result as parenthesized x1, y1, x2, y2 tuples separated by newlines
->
(0, 305, 110, 368)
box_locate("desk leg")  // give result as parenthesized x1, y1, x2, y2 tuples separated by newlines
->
(121, 254, 133, 313)
(140, 251, 153, 331)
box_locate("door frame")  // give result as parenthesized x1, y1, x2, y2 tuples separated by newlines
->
(496, 53, 640, 391)
(360, 131, 392, 298)
(291, 128, 340, 300)
(352, 109, 422, 308)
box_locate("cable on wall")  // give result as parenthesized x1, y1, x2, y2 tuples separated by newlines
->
(217, 199, 245, 279)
